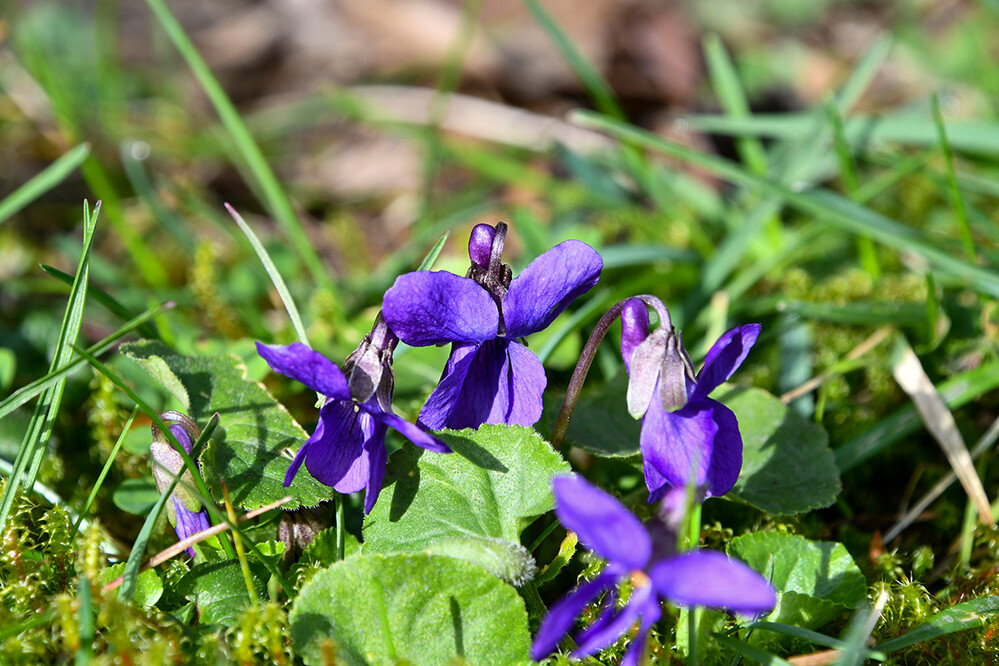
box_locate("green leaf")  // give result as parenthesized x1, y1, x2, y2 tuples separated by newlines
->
(721, 386, 841, 514)
(875, 595, 999, 653)
(121, 340, 327, 510)
(363, 425, 569, 581)
(178, 559, 268, 626)
(728, 533, 866, 631)
(111, 478, 160, 516)
(290, 553, 531, 666)
(98, 563, 162, 607)
(301, 527, 362, 567)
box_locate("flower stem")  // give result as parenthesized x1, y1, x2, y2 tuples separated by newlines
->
(551, 295, 672, 452)
(335, 492, 345, 561)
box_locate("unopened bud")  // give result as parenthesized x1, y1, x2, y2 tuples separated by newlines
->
(626, 327, 668, 419)
(659, 331, 696, 411)
(150, 412, 203, 516)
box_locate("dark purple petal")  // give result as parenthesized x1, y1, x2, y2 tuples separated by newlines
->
(373, 408, 451, 453)
(503, 240, 602, 338)
(283, 437, 311, 487)
(553, 476, 650, 569)
(531, 573, 615, 661)
(419, 340, 545, 430)
(572, 585, 652, 657)
(649, 551, 776, 615)
(172, 498, 211, 558)
(640, 398, 743, 501)
(620, 298, 650, 373)
(362, 421, 389, 514)
(293, 400, 369, 492)
(691, 324, 761, 399)
(256, 342, 351, 400)
(417, 343, 479, 430)
(382, 271, 499, 346)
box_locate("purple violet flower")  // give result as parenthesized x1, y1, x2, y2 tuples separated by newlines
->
(257, 316, 450, 513)
(532, 476, 775, 665)
(150, 413, 211, 557)
(382, 223, 602, 430)
(620, 298, 760, 501)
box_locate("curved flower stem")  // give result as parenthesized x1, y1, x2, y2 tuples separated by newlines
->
(550, 295, 672, 452)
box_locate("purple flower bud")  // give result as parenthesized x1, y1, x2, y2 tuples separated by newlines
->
(467, 223, 496, 269)
(150, 412, 210, 557)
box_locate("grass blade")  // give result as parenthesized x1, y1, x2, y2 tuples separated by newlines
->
(142, 0, 331, 290)
(931, 93, 976, 262)
(891, 340, 993, 526)
(0, 302, 174, 422)
(0, 142, 90, 226)
(226, 204, 310, 346)
(70, 407, 139, 539)
(571, 111, 999, 297)
(703, 34, 768, 175)
(0, 201, 99, 532)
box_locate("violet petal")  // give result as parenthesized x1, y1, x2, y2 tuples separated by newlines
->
(382, 271, 499, 346)
(530, 573, 615, 661)
(572, 585, 651, 657)
(649, 551, 776, 615)
(417, 343, 479, 431)
(298, 400, 368, 492)
(362, 421, 389, 514)
(503, 240, 602, 338)
(641, 398, 742, 501)
(553, 476, 651, 570)
(691, 324, 760, 400)
(256, 342, 351, 400)
(374, 408, 452, 453)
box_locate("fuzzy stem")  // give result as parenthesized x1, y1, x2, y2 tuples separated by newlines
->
(550, 295, 672, 452)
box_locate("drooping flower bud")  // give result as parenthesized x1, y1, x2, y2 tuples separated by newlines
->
(626, 327, 668, 418)
(342, 313, 398, 411)
(150, 412, 203, 516)
(659, 330, 696, 411)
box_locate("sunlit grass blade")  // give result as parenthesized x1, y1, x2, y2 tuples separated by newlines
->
(931, 93, 976, 262)
(142, 0, 331, 290)
(834, 587, 889, 666)
(416, 232, 450, 271)
(891, 340, 993, 526)
(572, 111, 999, 297)
(836, 361, 999, 471)
(0, 302, 174, 422)
(703, 34, 768, 175)
(70, 407, 139, 539)
(0, 201, 99, 532)
(39, 264, 161, 338)
(0, 142, 90, 226)
(521, 0, 623, 120)
(873, 595, 999, 653)
(226, 203, 310, 346)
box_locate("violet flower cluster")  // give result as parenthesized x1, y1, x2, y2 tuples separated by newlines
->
(258, 315, 450, 513)
(532, 476, 776, 665)
(382, 222, 602, 430)
(620, 298, 760, 501)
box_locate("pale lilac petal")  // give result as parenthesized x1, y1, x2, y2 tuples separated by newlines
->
(692, 324, 760, 399)
(531, 573, 615, 661)
(572, 585, 651, 657)
(641, 398, 742, 501)
(649, 551, 776, 615)
(553, 476, 650, 569)
(293, 400, 368, 492)
(374, 409, 451, 453)
(620, 298, 650, 373)
(256, 342, 351, 400)
(504, 240, 603, 338)
(382, 271, 499, 346)
(418, 343, 479, 430)
(419, 340, 545, 430)
(362, 422, 389, 513)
